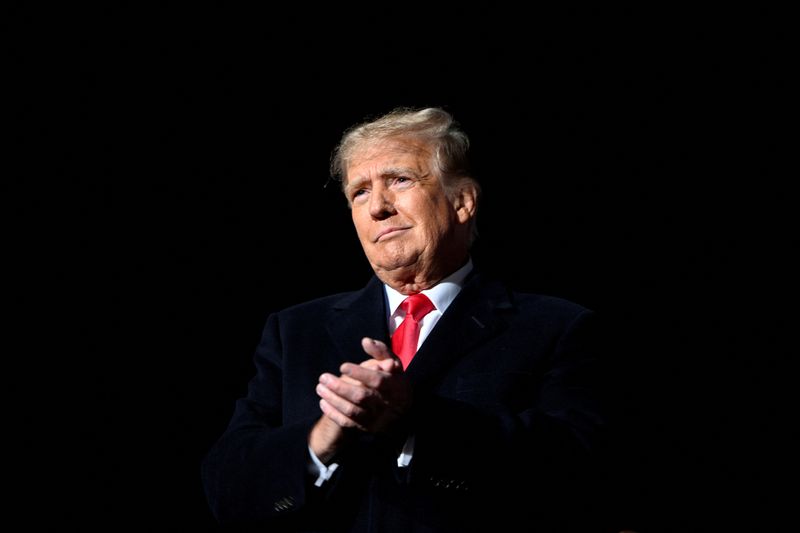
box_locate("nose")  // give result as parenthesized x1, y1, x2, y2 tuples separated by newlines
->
(368, 186, 395, 220)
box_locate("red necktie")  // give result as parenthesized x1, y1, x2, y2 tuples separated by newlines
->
(391, 293, 436, 370)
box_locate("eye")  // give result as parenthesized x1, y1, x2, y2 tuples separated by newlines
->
(351, 188, 368, 202)
(391, 176, 413, 188)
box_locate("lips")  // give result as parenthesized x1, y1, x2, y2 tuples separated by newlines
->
(374, 226, 411, 242)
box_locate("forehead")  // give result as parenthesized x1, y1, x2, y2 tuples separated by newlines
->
(344, 137, 433, 181)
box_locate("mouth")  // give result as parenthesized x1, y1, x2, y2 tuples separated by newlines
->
(374, 226, 411, 243)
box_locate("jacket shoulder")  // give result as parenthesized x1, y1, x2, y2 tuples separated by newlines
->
(273, 276, 383, 320)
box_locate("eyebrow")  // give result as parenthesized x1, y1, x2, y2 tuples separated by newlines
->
(344, 167, 426, 195)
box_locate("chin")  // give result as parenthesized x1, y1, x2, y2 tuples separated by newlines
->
(371, 254, 419, 273)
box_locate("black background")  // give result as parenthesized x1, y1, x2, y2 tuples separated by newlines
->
(7, 5, 791, 532)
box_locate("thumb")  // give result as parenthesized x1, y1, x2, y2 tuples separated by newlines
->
(361, 337, 395, 361)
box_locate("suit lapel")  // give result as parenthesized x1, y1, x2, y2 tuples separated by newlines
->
(325, 276, 390, 366)
(404, 272, 514, 391)
(324, 272, 515, 387)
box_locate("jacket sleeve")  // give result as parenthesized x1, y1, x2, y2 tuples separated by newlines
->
(201, 312, 326, 529)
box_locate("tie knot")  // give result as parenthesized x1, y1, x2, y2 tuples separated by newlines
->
(400, 293, 435, 322)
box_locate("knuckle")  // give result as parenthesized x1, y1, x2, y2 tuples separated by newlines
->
(351, 388, 367, 403)
(341, 403, 356, 417)
(332, 410, 351, 427)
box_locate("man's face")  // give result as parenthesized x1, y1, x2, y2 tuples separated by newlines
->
(344, 137, 471, 284)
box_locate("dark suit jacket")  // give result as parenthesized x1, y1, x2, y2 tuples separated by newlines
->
(202, 271, 615, 532)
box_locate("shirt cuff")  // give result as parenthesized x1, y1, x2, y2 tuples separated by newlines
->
(397, 434, 415, 468)
(307, 446, 339, 487)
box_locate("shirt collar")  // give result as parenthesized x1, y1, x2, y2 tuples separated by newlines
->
(384, 258, 474, 317)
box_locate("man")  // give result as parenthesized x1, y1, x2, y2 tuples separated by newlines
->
(202, 107, 616, 532)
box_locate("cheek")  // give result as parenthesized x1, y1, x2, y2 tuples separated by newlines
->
(422, 201, 455, 233)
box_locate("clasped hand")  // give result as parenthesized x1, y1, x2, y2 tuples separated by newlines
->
(316, 337, 413, 434)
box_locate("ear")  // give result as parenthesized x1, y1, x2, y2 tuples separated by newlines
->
(453, 182, 478, 224)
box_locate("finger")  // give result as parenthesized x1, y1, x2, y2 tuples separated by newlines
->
(320, 372, 360, 389)
(319, 398, 364, 431)
(338, 373, 363, 387)
(340, 363, 386, 389)
(316, 382, 367, 420)
(357, 357, 402, 374)
(361, 337, 395, 361)
(320, 374, 376, 408)
(372, 358, 401, 373)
